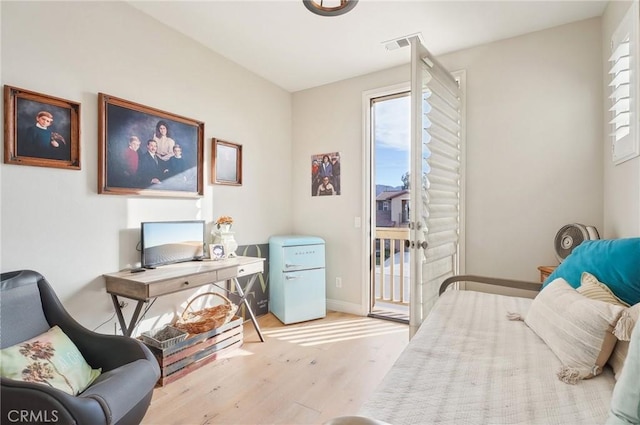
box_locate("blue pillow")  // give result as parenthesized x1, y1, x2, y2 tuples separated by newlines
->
(543, 238, 640, 306)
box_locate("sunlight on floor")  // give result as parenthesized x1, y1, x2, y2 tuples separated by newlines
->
(261, 317, 407, 347)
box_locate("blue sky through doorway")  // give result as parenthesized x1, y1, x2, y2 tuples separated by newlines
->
(374, 94, 410, 188)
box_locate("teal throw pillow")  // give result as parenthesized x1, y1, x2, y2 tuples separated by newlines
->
(606, 318, 640, 424)
(0, 325, 101, 395)
(544, 238, 640, 306)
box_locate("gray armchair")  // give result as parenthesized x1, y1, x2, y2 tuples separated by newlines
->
(0, 270, 160, 425)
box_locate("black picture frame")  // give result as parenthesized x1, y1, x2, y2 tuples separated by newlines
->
(98, 93, 204, 197)
(4, 85, 80, 170)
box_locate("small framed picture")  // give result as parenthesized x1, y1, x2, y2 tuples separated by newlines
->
(209, 244, 225, 260)
(4, 85, 80, 170)
(311, 151, 341, 196)
(212, 138, 242, 186)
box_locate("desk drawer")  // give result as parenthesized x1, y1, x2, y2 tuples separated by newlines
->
(237, 261, 263, 277)
(217, 261, 263, 280)
(148, 270, 218, 298)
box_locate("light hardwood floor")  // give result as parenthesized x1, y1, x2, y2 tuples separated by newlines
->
(142, 311, 409, 425)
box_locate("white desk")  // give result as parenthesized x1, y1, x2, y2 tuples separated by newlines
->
(103, 256, 265, 341)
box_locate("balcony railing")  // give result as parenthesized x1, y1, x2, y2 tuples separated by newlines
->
(374, 227, 410, 307)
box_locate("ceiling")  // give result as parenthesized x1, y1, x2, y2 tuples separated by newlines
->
(129, 1, 608, 93)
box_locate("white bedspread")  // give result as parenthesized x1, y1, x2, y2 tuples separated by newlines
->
(359, 290, 616, 424)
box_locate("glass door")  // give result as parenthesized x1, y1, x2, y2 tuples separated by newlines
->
(370, 92, 411, 323)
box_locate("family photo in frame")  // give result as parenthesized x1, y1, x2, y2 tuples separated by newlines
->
(98, 93, 204, 197)
(3, 85, 81, 170)
(311, 151, 341, 196)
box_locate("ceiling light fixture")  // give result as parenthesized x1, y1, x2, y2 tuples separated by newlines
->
(303, 0, 358, 17)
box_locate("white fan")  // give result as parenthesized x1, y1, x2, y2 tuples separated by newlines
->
(554, 223, 600, 262)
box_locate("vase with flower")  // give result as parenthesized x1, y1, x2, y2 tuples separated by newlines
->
(216, 215, 233, 231)
(212, 216, 237, 257)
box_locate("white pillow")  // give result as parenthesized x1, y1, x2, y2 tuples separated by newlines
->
(525, 278, 625, 384)
(608, 303, 640, 380)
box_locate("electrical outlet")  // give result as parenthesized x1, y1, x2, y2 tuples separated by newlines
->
(336, 277, 342, 288)
(118, 301, 128, 308)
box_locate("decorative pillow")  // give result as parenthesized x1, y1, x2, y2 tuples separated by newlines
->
(0, 326, 101, 395)
(577, 272, 629, 307)
(608, 303, 640, 380)
(543, 238, 640, 306)
(525, 278, 625, 384)
(606, 317, 640, 424)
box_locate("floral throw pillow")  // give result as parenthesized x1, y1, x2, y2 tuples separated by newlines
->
(0, 325, 101, 395)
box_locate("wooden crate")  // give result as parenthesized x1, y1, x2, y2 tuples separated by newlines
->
(144, 316, 243, 386)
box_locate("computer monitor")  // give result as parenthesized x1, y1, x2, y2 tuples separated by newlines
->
(140, 220, 205, 268)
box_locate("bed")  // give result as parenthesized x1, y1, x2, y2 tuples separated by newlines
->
(354, 238, 640, 425)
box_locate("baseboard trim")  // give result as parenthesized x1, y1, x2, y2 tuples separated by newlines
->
(326, 299, 366, 316)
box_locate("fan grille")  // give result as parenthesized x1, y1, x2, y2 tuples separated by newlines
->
(554, 224, 598, 262)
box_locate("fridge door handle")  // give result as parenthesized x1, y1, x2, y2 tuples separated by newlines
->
(285, 275, 302, 280)
(285, 263, 302, 269)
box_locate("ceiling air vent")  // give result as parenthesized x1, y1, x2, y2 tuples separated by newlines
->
(382, 32, 424, 51)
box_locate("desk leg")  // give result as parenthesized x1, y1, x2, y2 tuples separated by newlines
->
(110, 295, 145, 337)
(233, 276, 265, 342)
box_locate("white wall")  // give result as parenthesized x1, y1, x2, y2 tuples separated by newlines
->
(293, 17, 604, 311)
(0, 1, 293, 334)
(440, 17, 604, 278)
(602, 1, 640, 238)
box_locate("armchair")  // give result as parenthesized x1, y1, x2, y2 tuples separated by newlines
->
(0, 270, 160, 425)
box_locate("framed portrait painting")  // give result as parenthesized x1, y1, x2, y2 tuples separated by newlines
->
(3, 85, 80, 170)
(212, 138, 242, 186)
(98, 93, 204, 197)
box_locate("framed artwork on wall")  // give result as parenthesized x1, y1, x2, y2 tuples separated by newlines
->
(311, 151, 341, 196)
(3, 85, 80, 170)
(98, 93, 204, 197)
(212, 138, 242, 186)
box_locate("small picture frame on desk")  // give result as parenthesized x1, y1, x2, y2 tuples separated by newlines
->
(209, 244, 225, 260)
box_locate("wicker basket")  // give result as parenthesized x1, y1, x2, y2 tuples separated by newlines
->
(174, 292, 237, 334)
(141, 325, 188, 349)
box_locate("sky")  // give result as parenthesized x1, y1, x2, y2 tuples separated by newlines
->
(374, 95, 410, 187)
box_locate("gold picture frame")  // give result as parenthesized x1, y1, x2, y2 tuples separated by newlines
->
(212, 138, 242, 186)
(98, 93, 204, 197)
(3, 85, 80, 170)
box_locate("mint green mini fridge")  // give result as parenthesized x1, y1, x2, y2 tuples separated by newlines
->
(268, 235, 326, 324)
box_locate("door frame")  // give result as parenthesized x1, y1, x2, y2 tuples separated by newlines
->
(361, 82, 410, 316)
(360, 72, 466, 317)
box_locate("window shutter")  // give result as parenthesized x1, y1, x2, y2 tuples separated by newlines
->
(609, 1, 639, 164)
(421, 54, 461, 315)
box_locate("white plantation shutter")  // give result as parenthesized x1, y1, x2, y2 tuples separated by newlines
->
(609, 1, 639, 164)
(410, 38, 462, 334)
(421, 55, 461, 317)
